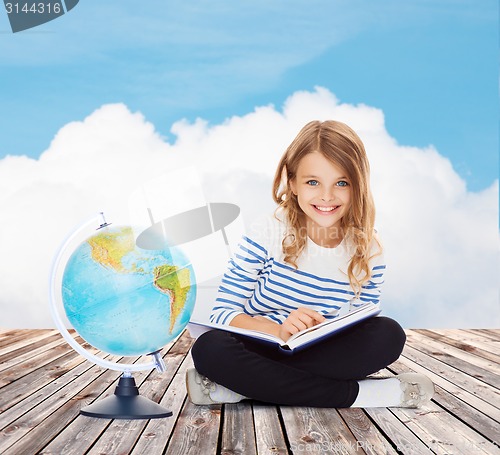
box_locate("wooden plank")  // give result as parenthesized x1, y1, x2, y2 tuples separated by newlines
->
(83, 410, 151, 455)
(0, 363, 116, 453)
(1, 328, 499, 454)
(394, 353, 500, 422)
(1, 331, 187, 454)
(160, 332, 221, 455)
(460, 329, 500, 344)
(453, 331, 500, 357)
(0, 329, 60, 361)
(0, 328, 16, 337)
(390, 403, 497, 454)
(400, 344, 500, 415)
(221, 402, 257, 454)
(6, 348, 164, 454)
(0, 348, 84, 409)
(0, 332, 91, 389)
(0, 342, 75, 388)
(39, 420, 111, 455)
(253, 404, 289, 455)
(336, 408, 398, 454)
(467, 329, 500, 341)
(38, 345, 180, 455)
(413, 329, 500, 364)
(407, 329, 500, 370)
(0, 333, 67, 373)
(443, 329, 500, 356)
(431, 380, 500, 444)
(163, 400, 221, 455)
(0, 335, 101, 411)
(0, 356, 136, 454)
(0, 352, 101, 430)
(41, 353, 183, 455)
(130, 354, 195, 455)
(388, 361, 499, 454)
(280, 406, 362, 454)
(353, 367, 434, 454)
(405, 330, 500, 385)
(0, 329, 45, 350)
(83, 333, 193, 455)
(371, 360, 498, 455)
(363, 407, 434, 454)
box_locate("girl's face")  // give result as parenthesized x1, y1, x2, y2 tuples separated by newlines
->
(290, 151, 351, 246)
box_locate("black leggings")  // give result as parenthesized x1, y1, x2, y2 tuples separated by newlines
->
(191, 316, 406, 408)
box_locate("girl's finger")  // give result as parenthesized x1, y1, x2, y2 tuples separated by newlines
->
(295, 312, 317, 328)
(297, 307, 326, 323)
(289, 318, 308, 332)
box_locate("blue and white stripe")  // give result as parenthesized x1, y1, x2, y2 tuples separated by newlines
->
(210, 232, 385, 326)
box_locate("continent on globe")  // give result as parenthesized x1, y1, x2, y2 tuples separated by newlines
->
(153, 265, 191, 333)
(87, 226, 190, 334)
(61, 224, 196, 357)
(88, 227, 140, 273)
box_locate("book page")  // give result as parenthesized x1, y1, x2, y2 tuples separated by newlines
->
(284, 303, 380, 350)
(187, 320, 286, 345)
(286, 303, 374, 344)
(188, 302, 379, 351)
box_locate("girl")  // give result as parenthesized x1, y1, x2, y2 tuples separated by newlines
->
(187, 120, 434, 408)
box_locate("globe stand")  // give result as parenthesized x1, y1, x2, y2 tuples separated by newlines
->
(49, 214, 199, 421)
(80, 374, 172, 419)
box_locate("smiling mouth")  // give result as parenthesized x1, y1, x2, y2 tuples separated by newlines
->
(313, 205, 340, 213)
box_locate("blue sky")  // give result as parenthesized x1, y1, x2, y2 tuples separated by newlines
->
(1, 0, 498, 329)
(0, 0, 498, 191)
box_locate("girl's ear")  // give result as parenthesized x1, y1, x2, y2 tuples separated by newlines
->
(289, 178, 297, 195)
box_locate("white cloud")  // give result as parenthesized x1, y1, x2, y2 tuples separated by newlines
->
(0, 87, 498, 329)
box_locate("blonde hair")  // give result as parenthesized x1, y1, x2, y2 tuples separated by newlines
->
(272, 120, 381, 295)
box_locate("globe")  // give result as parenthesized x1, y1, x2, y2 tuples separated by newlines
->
(61, 224, 197, 357)
(49, 202, 241, 420)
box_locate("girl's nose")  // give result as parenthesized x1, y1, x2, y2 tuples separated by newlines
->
(321, 188, 334, 201)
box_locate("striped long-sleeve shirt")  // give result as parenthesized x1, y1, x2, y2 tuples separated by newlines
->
(210, 214, 385, 326)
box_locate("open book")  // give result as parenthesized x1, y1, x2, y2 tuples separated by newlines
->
(187, 302, 381, 354)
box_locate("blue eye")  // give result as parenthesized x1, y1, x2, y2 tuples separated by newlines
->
(306, 180, 319, 186)
(337, 180, 349, 187)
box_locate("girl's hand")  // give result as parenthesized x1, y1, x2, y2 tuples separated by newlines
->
(279, 307, 326, 342)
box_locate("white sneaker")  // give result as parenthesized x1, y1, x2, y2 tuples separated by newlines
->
(397, 373, 435, 408)
(185, 368, 245, 405)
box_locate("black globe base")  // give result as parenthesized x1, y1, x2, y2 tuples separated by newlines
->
(80, 375, 172, 419)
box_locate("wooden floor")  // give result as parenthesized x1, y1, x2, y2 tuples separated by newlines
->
(0, 328, 498, 455)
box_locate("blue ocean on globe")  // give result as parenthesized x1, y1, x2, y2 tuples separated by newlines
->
(62, 225, 197, 356)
